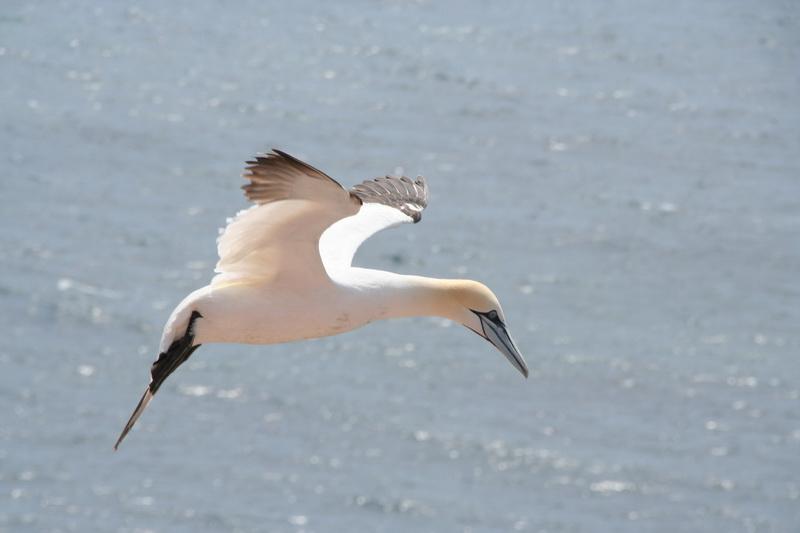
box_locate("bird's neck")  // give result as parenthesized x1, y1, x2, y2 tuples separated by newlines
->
(348, 269, 463, 323)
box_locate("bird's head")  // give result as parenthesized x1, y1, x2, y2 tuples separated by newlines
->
(444, 280, 529, 378)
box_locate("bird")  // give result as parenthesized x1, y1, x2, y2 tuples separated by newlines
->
(114, 149, 527, 450)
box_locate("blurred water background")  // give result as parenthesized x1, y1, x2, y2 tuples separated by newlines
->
(1, 0, 799, 531)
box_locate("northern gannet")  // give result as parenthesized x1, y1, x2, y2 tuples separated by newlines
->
(114, 150, 527, 449)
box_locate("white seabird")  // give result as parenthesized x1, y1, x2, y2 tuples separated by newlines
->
(114, 149, 527, 449)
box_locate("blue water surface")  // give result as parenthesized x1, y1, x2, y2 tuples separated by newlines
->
(1, 1, 798, 531)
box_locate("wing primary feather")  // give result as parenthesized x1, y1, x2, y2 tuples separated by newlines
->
(270, 149, 346, 188)
(239, 149, 356, 206)
(351, 174, 429, 223)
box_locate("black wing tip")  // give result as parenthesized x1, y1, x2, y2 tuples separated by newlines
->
(266, 149, 312, 169)
(243, 148, 344, 188)
(243, 149, 304, 171)
(350, 172, 429, 221)
(271, 148, 294, 159)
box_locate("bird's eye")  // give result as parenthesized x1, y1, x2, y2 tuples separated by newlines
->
(487, 310, 499, 321)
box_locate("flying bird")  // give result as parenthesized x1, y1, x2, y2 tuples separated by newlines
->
(115, 150, 527, 449)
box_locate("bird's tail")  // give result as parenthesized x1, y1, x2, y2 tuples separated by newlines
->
(114, 387, 154, 450)
(114, 315, 202, 450)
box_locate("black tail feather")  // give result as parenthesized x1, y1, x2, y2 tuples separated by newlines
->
(114, 311, 203, 450)
(114, 387, 154, 450)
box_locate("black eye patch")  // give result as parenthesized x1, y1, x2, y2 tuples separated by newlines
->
(471, 309, 503, 326)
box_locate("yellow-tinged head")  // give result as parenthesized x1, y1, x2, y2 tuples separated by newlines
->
(440, 279, 528, 378)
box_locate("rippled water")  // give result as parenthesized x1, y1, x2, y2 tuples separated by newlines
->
(1, 0, 799, 531)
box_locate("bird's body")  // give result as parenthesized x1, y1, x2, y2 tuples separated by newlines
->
(168, 271, 494, 346)
(115, 149, 527, 449)
(170, 271, 386, 347)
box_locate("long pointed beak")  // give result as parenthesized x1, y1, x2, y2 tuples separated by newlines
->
(481, 320, 529, 378)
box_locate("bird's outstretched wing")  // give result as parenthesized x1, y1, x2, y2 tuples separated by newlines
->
(213, 150, 361, 286)
(214, 150, 429, 285)
(320, 175, 429, 273)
